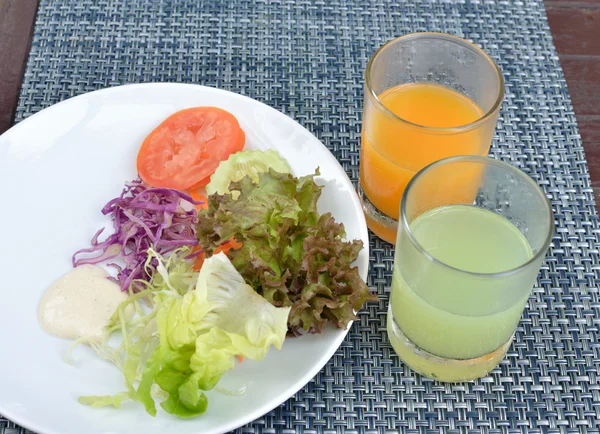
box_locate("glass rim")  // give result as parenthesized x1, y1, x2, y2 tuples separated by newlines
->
(399, 155, 555, 278)
(365, 32, 505, 134)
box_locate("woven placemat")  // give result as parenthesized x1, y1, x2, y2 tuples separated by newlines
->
(2, 0, 599, 433)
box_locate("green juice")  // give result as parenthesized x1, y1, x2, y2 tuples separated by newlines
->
(389, 205, 539, 381)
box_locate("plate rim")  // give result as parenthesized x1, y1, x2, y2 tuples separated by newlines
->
(0, 82, 370, 434)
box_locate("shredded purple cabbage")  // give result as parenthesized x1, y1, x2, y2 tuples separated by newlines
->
(73, 179, 202, 292)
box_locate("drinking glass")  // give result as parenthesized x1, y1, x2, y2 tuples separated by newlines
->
(388, 156, 554, 382)
(359, 33, 505, 243)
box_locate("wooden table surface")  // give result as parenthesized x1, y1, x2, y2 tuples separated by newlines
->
(0, 0, 599, 201)
(546, 0, 600, 201)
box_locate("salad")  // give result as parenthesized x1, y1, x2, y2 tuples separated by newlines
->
(40, 106, 376, 419)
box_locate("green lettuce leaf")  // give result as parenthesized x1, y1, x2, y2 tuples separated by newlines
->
(197, 169, 377, 335)
(206, 149, 292, 199)
(78, 249, 289, 419)
(193, 252, 289, 359)
(155, 252, 290, 417)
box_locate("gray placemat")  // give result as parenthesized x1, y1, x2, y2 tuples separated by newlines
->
(3, 0, 599, 433)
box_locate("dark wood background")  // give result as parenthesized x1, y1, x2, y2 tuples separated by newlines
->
(0, 0, 38, 135)
(0, 0, 599, 200)
(546, 1, 600, 200)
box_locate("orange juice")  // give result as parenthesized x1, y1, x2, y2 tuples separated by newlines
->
(360, 83, 493, 243)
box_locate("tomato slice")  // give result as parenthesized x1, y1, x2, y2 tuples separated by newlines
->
(137, 107, 245, 189)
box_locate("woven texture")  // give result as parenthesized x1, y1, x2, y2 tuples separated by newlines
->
(3, 0, 600, 433)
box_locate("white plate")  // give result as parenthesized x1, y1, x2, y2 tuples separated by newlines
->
(0, 83, 369, 434)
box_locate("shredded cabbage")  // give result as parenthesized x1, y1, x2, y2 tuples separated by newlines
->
(72, 179, 202, 292)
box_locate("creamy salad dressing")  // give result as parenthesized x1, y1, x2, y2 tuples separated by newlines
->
(38, 264, 129, 342)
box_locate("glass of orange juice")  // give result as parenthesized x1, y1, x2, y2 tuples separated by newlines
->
(359, 33, 505, 244)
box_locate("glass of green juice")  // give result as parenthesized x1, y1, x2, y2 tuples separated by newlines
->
(388, 155, 554, 382)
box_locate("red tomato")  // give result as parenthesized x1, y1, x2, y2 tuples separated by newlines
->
(137, 107, 245, 190)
